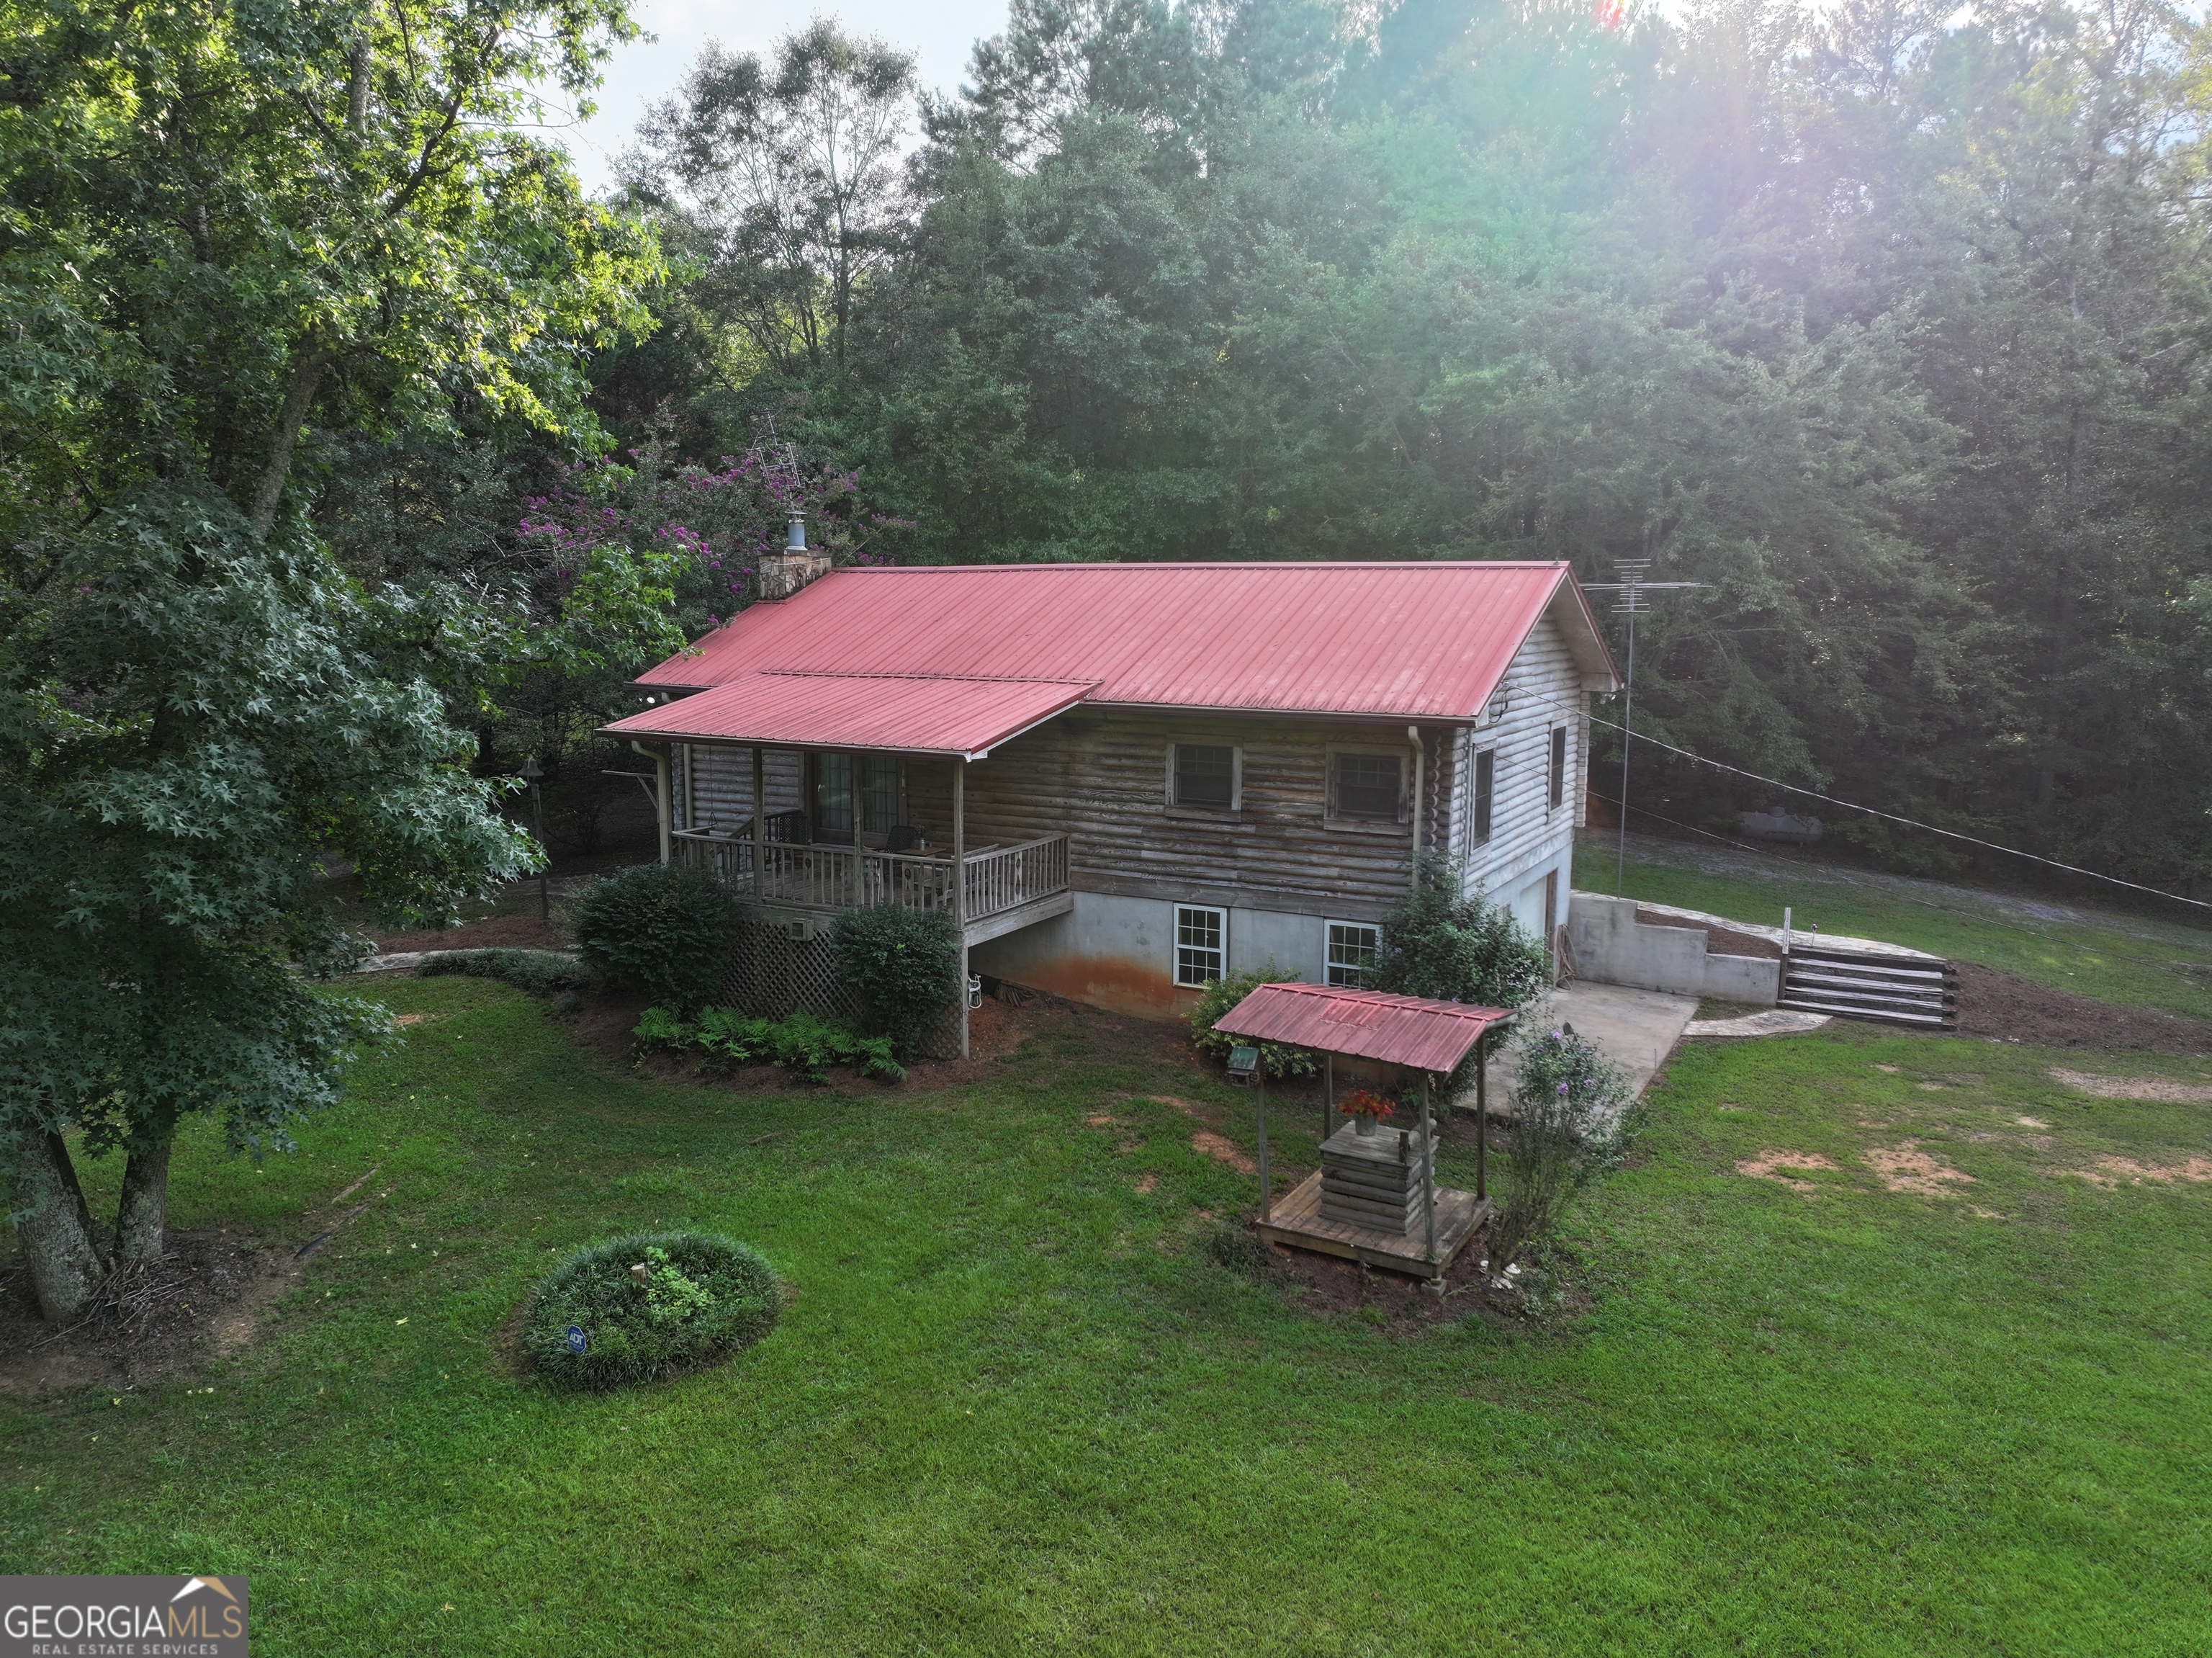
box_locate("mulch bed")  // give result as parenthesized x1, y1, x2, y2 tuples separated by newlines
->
(1951, 961, 2212, 1054)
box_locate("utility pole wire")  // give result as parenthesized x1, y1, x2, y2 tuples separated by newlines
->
(1582, 565, 1708, 896)
(1575, 708, 2212, 916)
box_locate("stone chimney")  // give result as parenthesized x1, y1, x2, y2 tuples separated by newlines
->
(756, 512, 832, 601)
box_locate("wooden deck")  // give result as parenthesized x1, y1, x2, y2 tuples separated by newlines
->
(1255, 1171, 1488, 1280)
(673, 829, 1069, 942)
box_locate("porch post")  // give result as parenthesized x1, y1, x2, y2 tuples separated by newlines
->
(1255, 1066, 1271, 1222)
(954, 760, 969, 1059)
(1421, 1073, 1437, 1268)
(1475, 1029, 1488, 1202)
(1323, 1054, 1333, 1147)
(752, 746, 767, 903)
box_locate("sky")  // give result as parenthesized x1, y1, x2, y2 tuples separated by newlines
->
(530, 0, 1015, 194)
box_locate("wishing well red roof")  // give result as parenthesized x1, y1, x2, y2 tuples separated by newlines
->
(600, 671, 1095, 760)
(633, 562, 1617, 721)
(1209, 982, 1514, 1074)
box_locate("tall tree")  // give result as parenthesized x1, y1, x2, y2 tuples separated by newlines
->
(0, 0, 662, 1319)
(624, 22, 917, 380)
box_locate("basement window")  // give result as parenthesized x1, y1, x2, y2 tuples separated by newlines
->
(1325, 921, 1380, 988)
(1174, 906, 1226, 987)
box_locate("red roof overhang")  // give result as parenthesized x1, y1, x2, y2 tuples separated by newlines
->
(597, 671, 1097, 760)
(1210, 982, 1514, 1073)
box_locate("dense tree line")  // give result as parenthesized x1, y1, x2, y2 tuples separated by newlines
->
(616, 0, 2212, 890)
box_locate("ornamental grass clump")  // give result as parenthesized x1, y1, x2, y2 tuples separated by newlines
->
(1488, 1025, 1638, 1273)
(523, 1231, 779, 1391)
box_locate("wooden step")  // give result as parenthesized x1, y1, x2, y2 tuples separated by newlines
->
(1784, 973, 1956, 1005)
(1777, 995, 1953, 1027)
(1786, 960, 1954, 986)
(1786, 946, 1951, 972)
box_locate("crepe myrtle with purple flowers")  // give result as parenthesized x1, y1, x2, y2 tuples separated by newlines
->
(516, 425, 909, 637)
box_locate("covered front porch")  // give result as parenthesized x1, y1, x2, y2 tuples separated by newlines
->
(673, 823, 1071, 946)
(602, 668, 1093, 1056)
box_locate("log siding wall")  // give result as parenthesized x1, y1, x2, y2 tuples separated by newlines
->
(665, 611, 1592, 925)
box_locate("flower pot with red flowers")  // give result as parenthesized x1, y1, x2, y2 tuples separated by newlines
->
(1337, 1086, 1398, 1137)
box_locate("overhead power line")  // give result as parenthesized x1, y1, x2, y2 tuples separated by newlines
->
(1578, 708, 2212, 916)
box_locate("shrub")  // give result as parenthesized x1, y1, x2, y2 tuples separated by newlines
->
(568, 863, 742, 1010)
(1487, 1025, 1638, 1271)
(632, 1006, 904, 1083)
(1372, 853, 1550, 1011)
(522, 1230, 780, 1391)
(1190, 966, 1318, 1079)
(827, 905, 959, 1059)
(417, 949, 592, 997)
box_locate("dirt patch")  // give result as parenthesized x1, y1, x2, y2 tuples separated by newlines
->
(1863, 1142, 1975, 1196)
(2086, 1156, 2212, 1186)
(1191, 1132, 1256, 1173)
(1637, 909, 1783, 959)
(1737, 1150, 1841, 1192)
(1951, 962, 2212, 1054)
(1234, 1227, 1589, 1332)
(2048, 1067, 2212, 1103)
(1133, 1173, 1158, 1195)
(372, 911, 567, 955)
(0, 1231, 300, 1396)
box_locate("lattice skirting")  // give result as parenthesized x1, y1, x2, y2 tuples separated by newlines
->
(714, 910, 963, 1061)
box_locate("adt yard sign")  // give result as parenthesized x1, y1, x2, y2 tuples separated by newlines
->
(567, 1325, 588, 1354)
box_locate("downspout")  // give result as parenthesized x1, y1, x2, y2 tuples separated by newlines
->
(1407, 726, 1425, 858)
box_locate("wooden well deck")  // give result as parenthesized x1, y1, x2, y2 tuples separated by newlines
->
(1255, 1172, 1488, 1280)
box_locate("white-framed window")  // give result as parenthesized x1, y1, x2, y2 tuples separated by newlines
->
(1328, 748, 1405, 822)
(1325, 920, 1380, 988)
(1169, 743, 1238, 810)
(1174, 905, 1226, 987)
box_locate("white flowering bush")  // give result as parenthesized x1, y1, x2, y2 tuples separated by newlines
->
(1488, 1026, 1638, 1271)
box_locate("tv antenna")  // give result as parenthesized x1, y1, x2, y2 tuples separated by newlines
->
(1578, 559, 1709, 895)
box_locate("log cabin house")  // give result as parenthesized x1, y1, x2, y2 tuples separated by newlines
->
(601, 556, 1619, 1053)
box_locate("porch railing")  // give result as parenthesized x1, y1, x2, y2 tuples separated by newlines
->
(673, 830, 1069, 928)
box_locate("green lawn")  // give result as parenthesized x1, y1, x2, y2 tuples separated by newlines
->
(1586, 829, 2212, 1021)
(5, 978, 2211, 1654)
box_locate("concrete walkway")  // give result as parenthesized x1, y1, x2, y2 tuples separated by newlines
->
(1466, 982, 1698, 1115)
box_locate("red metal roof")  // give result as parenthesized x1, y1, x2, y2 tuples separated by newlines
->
(1210, 982, 1514, 1073)
(601, 671, 1097, 759)
(636, 563, 1617, 720)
